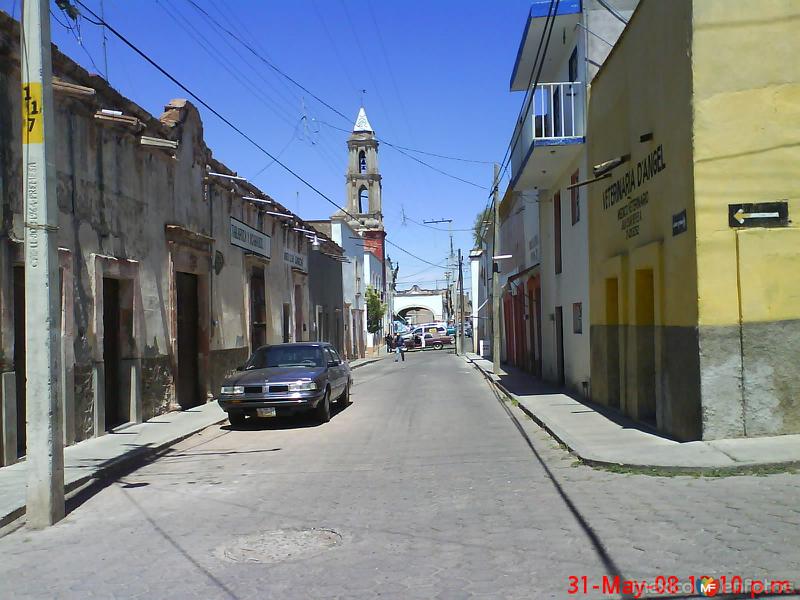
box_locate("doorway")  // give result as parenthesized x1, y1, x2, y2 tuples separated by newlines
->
(13, 266, 25, 458)
(103, 278, 129, 429)
(176, 272, 200, 410)
(294, 285, 303, 341)
(249, 268, 266, 352)
(555, 306, 565, 386)
(635, 269, 656, 423)
(282, 303, 291, 343)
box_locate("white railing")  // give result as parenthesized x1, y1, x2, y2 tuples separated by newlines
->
(510, 81, 584, 179)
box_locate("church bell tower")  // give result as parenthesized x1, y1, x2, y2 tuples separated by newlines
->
(337, 107, 385, 260)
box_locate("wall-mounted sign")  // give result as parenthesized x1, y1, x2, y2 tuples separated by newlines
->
(230, 217, 270, 258)
(672, 209, 687, 236)
(284, 248, 307, 272)
(602, 144, 668, 240)
(728, 202, 788, 228)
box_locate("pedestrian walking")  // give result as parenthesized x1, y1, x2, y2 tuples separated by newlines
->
(393, 334, 405, 362)
(385, 333, 393, 354)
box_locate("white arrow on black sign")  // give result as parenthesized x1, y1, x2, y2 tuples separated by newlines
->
(733, 209, 780, 224)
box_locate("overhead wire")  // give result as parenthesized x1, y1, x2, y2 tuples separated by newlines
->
(72, 0, 445, 271)
(319, 121, 488, 190)
(476, 0, 561, 245)
(153, 0, 300, 131)
(180, 0, 489, 189)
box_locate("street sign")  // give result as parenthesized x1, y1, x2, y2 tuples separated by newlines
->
(672, 209, 687, 236)
(728, 201, 788, 228)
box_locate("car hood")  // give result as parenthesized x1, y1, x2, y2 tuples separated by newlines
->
(225, 367, 325, 385)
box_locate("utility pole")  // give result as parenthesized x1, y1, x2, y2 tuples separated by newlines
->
(491, 163, 501, 375)
(444, 271, 451, 322)
(457, 248, 465, 355)
(21, 0, 65, 526)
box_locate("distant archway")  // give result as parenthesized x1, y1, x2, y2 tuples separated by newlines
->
(398, 306, 435, 326)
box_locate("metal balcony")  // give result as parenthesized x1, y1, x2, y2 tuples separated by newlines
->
(510, 81, 585, 190)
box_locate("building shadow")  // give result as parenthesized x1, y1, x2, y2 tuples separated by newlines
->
(494, 362, 677, 442)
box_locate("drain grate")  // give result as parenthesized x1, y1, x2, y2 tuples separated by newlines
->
(216, 528, 342, 564)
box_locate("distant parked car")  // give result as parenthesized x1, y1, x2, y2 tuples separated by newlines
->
(408, 331, 453, 351)
(217, 342, 351, 426)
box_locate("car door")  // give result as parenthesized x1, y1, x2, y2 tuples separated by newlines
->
(330, 346, 347, 390)
(324, 346, 343, 397)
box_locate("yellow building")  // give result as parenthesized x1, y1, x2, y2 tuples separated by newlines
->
(587, 0, 800, 440)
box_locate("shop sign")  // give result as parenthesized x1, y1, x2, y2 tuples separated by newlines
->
(284, 248, 307, 272)
(230, 217, 270, 258)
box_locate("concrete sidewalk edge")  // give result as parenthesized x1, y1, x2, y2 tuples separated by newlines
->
(464, 355, 800, 475)
(0, 411, 228, 534)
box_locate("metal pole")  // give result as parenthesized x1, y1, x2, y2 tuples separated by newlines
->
(458, 248, 465, 355)
(491, 163, 502, 375)
(21, 0, 65, 527)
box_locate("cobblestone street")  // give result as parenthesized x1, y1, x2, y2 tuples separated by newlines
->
(1, 352, 798, 599)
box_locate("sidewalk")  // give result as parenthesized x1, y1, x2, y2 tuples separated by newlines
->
(466, 353, 800, 473)
(0, 401, 227, 531)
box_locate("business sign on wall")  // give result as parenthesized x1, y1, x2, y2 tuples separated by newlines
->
(601, 144, 668, 240)
(230, 217, 271, 258)
(284, 248, 307, 272)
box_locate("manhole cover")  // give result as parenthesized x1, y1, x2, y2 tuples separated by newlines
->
(216, 528, 342, 564)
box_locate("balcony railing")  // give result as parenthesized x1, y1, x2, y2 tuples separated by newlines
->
(511, 81, 585, 180)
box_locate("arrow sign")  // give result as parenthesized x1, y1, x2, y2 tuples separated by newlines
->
(728, 202, 788, 228)
(733, 209, 779, 224)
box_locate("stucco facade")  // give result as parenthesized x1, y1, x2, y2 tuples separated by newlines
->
(587, 0, 800, 440)
(0, 12, 328, 464)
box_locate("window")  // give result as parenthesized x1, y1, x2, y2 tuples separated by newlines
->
(359, 151, 367, 174)
(571, 170, 580, 225)
(246, 345, 324, 368)
(569, 47, 578, 82)
(573, 302, 582, 334)
(358, 186, 368, 213)
(554, 191, 562, 274)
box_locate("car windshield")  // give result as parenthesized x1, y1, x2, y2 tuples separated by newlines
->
(245, 346, 324, 369)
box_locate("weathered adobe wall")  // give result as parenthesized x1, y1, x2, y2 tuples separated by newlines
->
(0, 11, 325, 442)
(691, 0, 800, 438)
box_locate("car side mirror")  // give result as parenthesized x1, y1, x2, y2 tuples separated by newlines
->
(327, 360, 338, 368)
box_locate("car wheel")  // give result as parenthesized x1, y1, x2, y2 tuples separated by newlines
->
(432, 342, 444, 350)
(228, 411, 246, 428)
(339, 381, 350, 406)
(315, 388, 331, 424)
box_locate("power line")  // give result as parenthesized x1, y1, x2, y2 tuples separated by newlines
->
(477, 0, 561, 245)
(181, 0, 490, 189)
(404, 214, 473, 233)
(319, 121, 488, 190)
(396, 260, 450, 281)
(386, 239, 445, 268)
(72, 0, 443, 271)
(73, 0, 359, 221)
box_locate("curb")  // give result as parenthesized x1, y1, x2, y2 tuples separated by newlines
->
(464, 355, 800, 476)
(0, 413, 228, 535)
(350, 357, 384, 370)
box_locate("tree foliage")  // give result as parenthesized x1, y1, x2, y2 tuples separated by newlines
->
(366, 286, 386, 334)
(473, 206, 494, 247)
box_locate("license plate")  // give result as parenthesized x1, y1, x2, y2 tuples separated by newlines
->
(256, 408, 276, 417)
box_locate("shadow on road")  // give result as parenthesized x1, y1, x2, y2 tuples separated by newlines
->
(220, 399, 353, 431)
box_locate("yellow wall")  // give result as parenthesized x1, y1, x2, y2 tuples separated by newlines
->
(587, 0, 697, 329)
(692, 0, 800, 326)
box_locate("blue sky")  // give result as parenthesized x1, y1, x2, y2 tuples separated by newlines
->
(3, 0, 530, 288)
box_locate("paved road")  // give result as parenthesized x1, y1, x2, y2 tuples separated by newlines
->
(1, 350, 799, 599)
